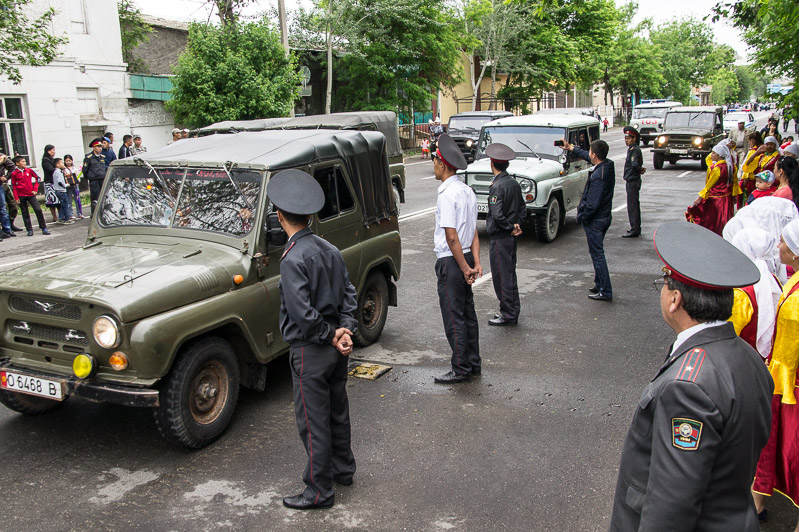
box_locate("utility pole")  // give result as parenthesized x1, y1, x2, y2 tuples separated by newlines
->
(277, 0, 294, 117)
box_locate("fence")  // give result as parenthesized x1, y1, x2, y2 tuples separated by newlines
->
(455, 94, 568, 115)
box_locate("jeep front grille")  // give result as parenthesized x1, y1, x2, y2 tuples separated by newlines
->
(471, 184, 490, 195)
(9, 296, 82, 321)
(469, 173, 493, 182)
(8, 320, 90, 346)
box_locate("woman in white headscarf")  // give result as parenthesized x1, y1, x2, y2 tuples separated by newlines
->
(686, 143, 741, 235)
(753, 218, 799, 526)
(727, 227, 782, 357)
(733, 196, 799, 282)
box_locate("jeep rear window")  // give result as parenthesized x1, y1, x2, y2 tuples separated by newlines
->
(478, 126, 566, 159)
(99, 166, 262, 236)
(664, 112, 715, 129)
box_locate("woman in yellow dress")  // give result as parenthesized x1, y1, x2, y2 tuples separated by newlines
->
(739, 132, 763, 208)
(687, 143, 741, 235)
(753, 218, 799, 528)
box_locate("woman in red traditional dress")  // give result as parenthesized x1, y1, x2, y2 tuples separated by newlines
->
(686, 143, 741, 236)
(753, 218, 799, 528)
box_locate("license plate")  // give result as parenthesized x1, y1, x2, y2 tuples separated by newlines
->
(477, 203, 488, 213)
(671, 149, 688, 154)
(0, 370, 65, 400)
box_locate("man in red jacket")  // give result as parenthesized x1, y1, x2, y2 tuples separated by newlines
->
(10, 156, 50, 236)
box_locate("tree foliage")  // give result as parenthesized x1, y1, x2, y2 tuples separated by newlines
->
(649, 18, 716, 103)
(0, 0, 66, 84)
(118, 0, 152, 73)
(165, 21, 300, 128)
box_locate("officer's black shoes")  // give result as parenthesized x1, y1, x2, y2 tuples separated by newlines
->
(588, 293, 613, 301)
(489, 316, 517, 326)
(334, 475, 353, 486)
(589, 286, 599, 294)
(472, 367, 482, 376)
(434, 370, 471, 384)
(282, 494, 334, 510)
(11, 224, 22, 232)
(622, 230, 640, 238)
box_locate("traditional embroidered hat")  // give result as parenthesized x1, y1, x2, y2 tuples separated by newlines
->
(267, 169, 325, 215)
(653, 221, 760, 290)
(435, 134, 468, 170)
(485, 143, 516, 163)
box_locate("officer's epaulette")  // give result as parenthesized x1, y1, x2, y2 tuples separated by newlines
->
(280, 241, 296, 261)
(675, 348, 706, 382)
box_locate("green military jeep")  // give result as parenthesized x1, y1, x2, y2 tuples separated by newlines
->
(652, 106, 725, 170)
(0, 129, 401, 448)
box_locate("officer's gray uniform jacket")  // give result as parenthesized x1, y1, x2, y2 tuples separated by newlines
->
(278, 227, 358, 346)
(609, 323, 773, 532)
(486, 171, 526, 239)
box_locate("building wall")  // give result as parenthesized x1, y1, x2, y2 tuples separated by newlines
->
(131, 16, 188, 76)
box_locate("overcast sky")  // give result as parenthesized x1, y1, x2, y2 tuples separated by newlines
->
(134, 0, 750, 62)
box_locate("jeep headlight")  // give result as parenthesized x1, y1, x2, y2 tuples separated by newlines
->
(93, 316, 120, 349)
(519, 179, 533, 194)
(633, 123, 639, 129)
(693, 137, 702, 146)
(465, 139, 473, 148)
(657, 136, 667, 145)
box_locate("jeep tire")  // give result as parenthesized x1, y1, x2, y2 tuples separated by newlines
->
(700, 156, 708, 171)
(154, 337, 240, 448)
(535, 197, 561, 243)
(0, 389, 63, 415)
(392, 185, 401, 214)
(653, 153, 664, 170)
(354, 270, 389, 347)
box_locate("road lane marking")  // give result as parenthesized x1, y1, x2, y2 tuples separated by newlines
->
(473, 272, 492, 287)
(405, 160, 435, 166)
(678, 171, 692, 177)
(612, 204, 627, 212)
(611, 154, 627, 160)
(2, 252, 64, 267)
(421, 175, 436, 180)
(399, 206, 437, 221)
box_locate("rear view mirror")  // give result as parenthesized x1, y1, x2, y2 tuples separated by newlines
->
(266, 212, 287, 246)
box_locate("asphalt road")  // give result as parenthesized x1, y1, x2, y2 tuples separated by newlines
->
(0, 112, 796, 531)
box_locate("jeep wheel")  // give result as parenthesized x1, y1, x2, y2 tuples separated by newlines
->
(392, 185, 401, 214)
(354, 270, 389, 347)
(642, 139, 649, 147)
(653, 153, 664, 170)
(700, 156, 708, 171)
(535, 197, 561, 243)
(154, 337, 240, 448)
(0, 389, 63, 415)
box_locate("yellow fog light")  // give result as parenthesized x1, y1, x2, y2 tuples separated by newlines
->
(109, 352, 129, 371)
(73, 354, 96, 379)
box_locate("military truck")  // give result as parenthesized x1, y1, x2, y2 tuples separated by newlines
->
(652, 106, 725, 170)
(0, 129, 401, 448)
(447, 111, 513, 162)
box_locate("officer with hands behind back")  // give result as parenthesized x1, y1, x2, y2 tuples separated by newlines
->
(608, 222, 773, 531)
(485, 143, 525, 326)
(268, 169, 358, 511)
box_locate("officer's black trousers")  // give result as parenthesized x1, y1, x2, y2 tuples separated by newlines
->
(89, 179, 103, 216)
(626, 178, 641, 234)
(289, 343, 356, 502)
(435, 253, 480, 375)
(489, 237, 520, 321)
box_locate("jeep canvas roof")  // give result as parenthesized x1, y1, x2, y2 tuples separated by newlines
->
(198, 117, 291, 135)
(116, 129, 397, 226)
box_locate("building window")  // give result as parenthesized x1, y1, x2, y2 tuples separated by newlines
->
(77, 88, 100, 116)
(0, 97, 30, 160)
(70, 0, 88, 33)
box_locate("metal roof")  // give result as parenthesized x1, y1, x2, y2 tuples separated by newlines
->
(668, 106, 723, 113)
(483, 114, 601, 128)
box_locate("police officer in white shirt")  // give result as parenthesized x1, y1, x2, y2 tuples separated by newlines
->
(433, 134, 483, 384)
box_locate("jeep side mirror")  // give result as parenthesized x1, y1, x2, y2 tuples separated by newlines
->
(266, 212, 287, 247)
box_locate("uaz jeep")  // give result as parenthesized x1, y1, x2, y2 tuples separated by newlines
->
(652, 106, 725, 170)
(447, 111, 513, 163)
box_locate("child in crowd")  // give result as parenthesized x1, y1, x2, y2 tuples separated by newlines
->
(63, 155, 83, 219)
(746, 170, 778, 205)
(421, 138, 430, 159)
(52, 158, 73, 224)
(10, 156, 50, 236)
(781, 136, 795, 153)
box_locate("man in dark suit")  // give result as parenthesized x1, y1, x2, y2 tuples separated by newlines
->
(562, 137, 615, 301)
(608, 222, 774, 532)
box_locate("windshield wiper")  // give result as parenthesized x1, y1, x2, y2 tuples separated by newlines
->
(221, 161, 253, 211)
(516, 140, 541, 161)
(137, 158, 177, 202)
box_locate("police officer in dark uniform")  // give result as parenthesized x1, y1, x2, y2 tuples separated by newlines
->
(622, 126, 645, 238)
(267, 169, 358, 510)
(609, 222, 773, 531)
(82, 138, 107, 216)
(485, 143, 525, 326)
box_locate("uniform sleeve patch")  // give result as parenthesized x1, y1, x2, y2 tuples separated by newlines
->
(489, 195, 498, 205)
(672, 418, 703, 451)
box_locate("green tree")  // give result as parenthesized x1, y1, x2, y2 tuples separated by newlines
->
(0, 0, 67, 84)
(118, 0, 152, 73)
(734, 65, 755, 102)
(650, 18, 715, 103)
(165, 21, 301, 128)
(710, 68, 739, 105)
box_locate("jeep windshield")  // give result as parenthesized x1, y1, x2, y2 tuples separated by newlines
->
(632, 108, 668, 119)
(98, 165, 262, 236)
(477, 126, 565, 160)
(448, 116, 493, 131)
(664, 112, 715, 130)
